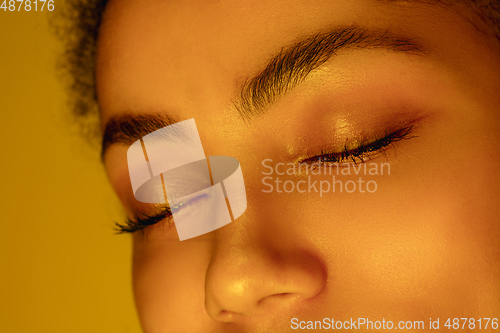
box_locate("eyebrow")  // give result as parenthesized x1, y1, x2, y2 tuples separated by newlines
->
(234, 25, 424, 119)
(101, 25, 425, 158)
(101, 113, 177, 158)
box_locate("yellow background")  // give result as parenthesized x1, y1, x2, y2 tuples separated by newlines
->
(0, 8, 142, 333)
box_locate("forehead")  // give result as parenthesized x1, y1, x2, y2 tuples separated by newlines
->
(95, 0, 451, 122)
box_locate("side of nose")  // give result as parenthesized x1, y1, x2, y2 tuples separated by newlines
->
(204, 227, 326, 322)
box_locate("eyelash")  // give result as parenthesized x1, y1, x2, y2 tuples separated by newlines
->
(115, 125, 416, 234)
(115, 206, 173, 234)
(300, 125, 416, 167)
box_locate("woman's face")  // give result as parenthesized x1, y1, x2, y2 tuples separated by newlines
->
(97, 0, 500, 331)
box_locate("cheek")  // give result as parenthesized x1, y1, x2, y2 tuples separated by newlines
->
(348, 146, 500, 316)
(317, 173, 499, 318)
(132, 239, 217, 332)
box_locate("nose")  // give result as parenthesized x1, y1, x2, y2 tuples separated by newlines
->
(204, 222, 326, 322)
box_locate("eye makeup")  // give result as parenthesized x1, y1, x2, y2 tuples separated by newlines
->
(116, 112, 429, 234)
(116, 126, 418, 234)
(299, 125, 416, 167)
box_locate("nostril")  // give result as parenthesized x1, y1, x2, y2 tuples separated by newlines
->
(217, 309, 237, 322)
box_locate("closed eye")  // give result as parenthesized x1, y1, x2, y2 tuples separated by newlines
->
(114, 193, 209, 234)
(300, 125, 416, 167)
(114, 206, 173, 234)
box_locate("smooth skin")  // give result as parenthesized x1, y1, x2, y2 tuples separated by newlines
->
(97, 0, 500, 332)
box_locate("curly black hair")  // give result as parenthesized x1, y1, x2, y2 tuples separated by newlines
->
(53, 0, 108, 144)
(54, 0, 500, 144)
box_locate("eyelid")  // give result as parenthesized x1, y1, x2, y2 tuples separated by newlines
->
(299, 125, 417, 167)
(115, 193, 210, 234)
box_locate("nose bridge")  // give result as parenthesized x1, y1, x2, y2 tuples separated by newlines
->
(204, 209, 327, 322)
